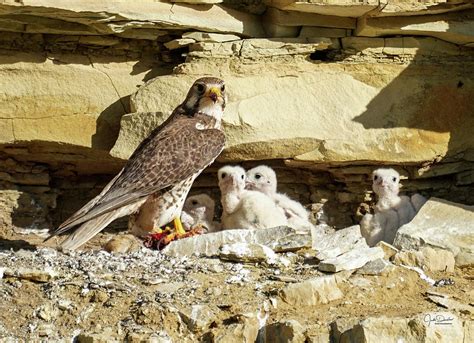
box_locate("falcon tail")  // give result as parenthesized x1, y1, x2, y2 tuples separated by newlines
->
(59, 201, 142, 251)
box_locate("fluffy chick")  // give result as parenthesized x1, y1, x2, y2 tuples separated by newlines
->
(181, 193, 221, 233)
(218, 165, 288, 230)
(246, 165, 313, 231)
(361, 168, 426, 246)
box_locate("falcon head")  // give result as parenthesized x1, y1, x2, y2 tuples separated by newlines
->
(218, 165, 246, 193)
(245, 165, 277, 196)
(183, 194, 215, 222)
(372, 168, 400, 197)
(183, 77, 227, 123)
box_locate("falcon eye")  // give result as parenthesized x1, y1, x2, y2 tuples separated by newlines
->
(221, 84, 225, 92)
(191, 200, 198, 205)
(221, 172, 227, 178)
(255, 174, 262, 180)
(196, 84, 205, 93)
(392, 177, 397, 182)
(241, 174, 244, 179)
(373, 175, 378, 181)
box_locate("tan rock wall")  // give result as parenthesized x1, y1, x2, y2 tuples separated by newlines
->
(0, 0, 473, 231)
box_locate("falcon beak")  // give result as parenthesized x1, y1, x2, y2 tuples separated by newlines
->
(245, 180, 255, 189)
(207, 87, 221, 103)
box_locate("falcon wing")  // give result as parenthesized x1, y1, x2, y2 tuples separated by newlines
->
(50, 115, 225, 237)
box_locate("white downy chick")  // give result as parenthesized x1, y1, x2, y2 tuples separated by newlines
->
(361, 168, 417, 246)
(217, 165, 288, 230)
(246, 165, 313, 231)
(181, 193, 221, 233)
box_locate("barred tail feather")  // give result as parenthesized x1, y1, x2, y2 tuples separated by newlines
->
(59, 201, 144, 251)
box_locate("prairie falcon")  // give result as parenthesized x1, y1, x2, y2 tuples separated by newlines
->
(47, 77, 227, 250)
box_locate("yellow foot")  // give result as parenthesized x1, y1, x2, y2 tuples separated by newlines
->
(173, 217, 186, 236)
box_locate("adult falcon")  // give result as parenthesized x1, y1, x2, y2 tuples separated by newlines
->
(47, 77, 227, 250)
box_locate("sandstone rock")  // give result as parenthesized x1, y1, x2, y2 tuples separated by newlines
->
(126, 331, 172, 343)
(171, 0, 222, 3)
(103, 234, 141, 254)
(0, 51, 156, 151)
(76, 328, 119, 343)
(164, 38, 196, 50)
(393, 247, 456, 272)
(260, 320, 306, 343)
(162, 227, 306, 257)
(188, 37, 334, 58)
(264, 7, 356, 29)
(36, 304, 57, 322)
(279, 275, 343, 306)
(305, 323, 331, 343)
(182, 31, 240, 42)
(375, 241, 399, 260)
(178, 304, 217, 332)
(265, 0, 378, 17)
(3, 267, 57, 283)
(271, 232, 312, 252)
(299, 26, 351, 38)
(427, 294, 474, 315)
(212, 314, 260, 343)
(312, 225, 364, 260)
(356, 10, 474, 46)
(393, 198, 474, 266)
(318, 245, 385, 273)
(114, 55, 474, 165)
(376, 0, 474, 17)
(464, 320, 474, 342)
(220, 243, 282, 265)
(0, 1, 265, 37)
(356, 258, 394, 276)
(262, 23, 300, 38)
(337, 312, 465, 342)
(330, 317, 359, 343)
(342, 36, 464, 56)
(78, 35, 120, 46)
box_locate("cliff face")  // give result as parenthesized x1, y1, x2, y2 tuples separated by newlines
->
(0, 0, 473, 232)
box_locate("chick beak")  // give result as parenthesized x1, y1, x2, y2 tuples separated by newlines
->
(245, 180, 254, 189)
(207, 87, 221, 103)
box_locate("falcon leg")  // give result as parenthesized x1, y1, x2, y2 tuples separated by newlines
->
(173, 217, 186, 236)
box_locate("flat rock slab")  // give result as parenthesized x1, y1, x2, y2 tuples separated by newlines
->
(338, 312, 465, 343)
(355, 258, 394, 276)
(279, 275, 343, 306)
(219, 243, 280, 265)
(3, 267, 57, 283)
(318, 246, 384, 273)
(393, 247, 456, 273)
(312, 225, 364, 260)
(162, 227, 310, 257)
(393, 198, 474, 266)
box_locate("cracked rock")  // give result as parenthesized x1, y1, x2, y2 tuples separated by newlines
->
(219, 243, 281, 265)
(178, 304, 217, 332)
(393, 247, 456, 272)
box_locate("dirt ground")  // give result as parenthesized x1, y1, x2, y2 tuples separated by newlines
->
(0, 227, 473, 341)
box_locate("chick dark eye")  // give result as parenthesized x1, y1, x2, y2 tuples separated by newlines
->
(221, 172, 227, 178)
(241, 174, 244, 179)
(373, 175, 378, 181)
(191, 200, 198, 205)
(221, 84, 225, 92)
(392, 177, 397, 182)
(255, 174, 262, 180)
(196, 84, 205, 93)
